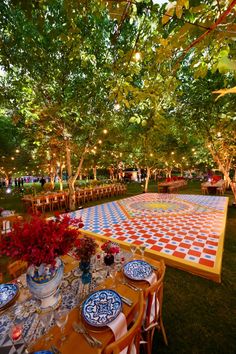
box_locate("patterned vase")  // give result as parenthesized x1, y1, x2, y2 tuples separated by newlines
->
(79, 261, 92, 284)
(26, 258, 64, 310)
(104, 254, 114, 266)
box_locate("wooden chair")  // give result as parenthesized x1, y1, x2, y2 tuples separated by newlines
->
(58, 193, 68, 209)
(50, 194, 60, 211)
(201, 184, 208, 195)
(142, 260, 167, 354)
(0, 215, 22, 234)
(104, 291, 145, 354)
(32, 197, 45, 214)
(216, 187, 224, 195)
(7, 260, 28, 279)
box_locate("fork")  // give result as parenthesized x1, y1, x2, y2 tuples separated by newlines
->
(73, 322, 102, 348)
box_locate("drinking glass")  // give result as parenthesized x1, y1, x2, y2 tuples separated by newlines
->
(54, 309, 68, 342)
(139, 245, 146, 259)
(130, 245, 137, 259)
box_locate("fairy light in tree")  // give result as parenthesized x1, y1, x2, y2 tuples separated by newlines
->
(171, 151, 175, 155)
(103, 129, 108, 134)
(114, 103, 120, 111)
(15, 149, 20, 153)
(98, 140, 102, 144)
(192, 148, 195, 152)
(134, 51, 141, 61)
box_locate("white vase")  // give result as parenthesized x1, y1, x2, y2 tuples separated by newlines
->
(26, 258, 64, 310)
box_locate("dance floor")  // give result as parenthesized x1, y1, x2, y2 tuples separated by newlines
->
(69, 193, 228, 282)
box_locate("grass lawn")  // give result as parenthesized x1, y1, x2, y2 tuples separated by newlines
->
(0, 180, 235, 353)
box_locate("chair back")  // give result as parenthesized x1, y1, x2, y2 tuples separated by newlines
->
(7, 260, 28, 279)
(104, 291, 145, 354)
(143, 260, 166, 330)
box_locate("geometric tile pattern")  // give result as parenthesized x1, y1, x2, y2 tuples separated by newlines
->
(69, 194, 228, 282)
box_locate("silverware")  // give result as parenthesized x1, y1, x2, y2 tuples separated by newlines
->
(50, 344, 62, 354)
(73, 322, 102, 348)
(120, 295, 133, 307)
(121, 281, 139, 292)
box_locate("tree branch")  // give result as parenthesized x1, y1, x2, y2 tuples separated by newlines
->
(175, 0, 236, 67)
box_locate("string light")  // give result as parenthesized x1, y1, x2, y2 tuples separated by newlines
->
(114, 103, 120, 111)
(103, 129, 108, 134)
(134, 51, 141, 61)
(98, 140, 102, 144)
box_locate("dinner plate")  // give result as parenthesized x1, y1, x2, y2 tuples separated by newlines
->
(32, 351, 53, 354)
(82, 289, 122, 327)
(0, 283, 19, 310)
(123, 260, 153, 281)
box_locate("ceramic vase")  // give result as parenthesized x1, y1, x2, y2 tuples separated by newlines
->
(26, 258, 64, 310)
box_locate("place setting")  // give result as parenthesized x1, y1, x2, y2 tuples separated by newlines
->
(76, 287, 129, 349)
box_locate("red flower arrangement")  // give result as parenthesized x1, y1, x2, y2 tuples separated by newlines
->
(74, 236, 98, 262)
(0, 214, 84, 267)
(101, 241, 120, 255)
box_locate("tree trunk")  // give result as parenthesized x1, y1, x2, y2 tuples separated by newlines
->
(209, 146, 236, 201)
(144, 166, 151, 193)
(65, 140, 87, 210)
(93, 166, 97, 180)
(50, 172, 55, 190)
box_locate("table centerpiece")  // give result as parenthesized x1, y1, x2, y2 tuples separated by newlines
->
(0, 213, 84, 310)
(74, 236, 98, 284)
(101, 241, 120, 266)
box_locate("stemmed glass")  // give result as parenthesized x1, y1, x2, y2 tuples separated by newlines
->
(54, 309, 68, 343)
(130, 245, 137, 259)
(139, 245, 146, 259)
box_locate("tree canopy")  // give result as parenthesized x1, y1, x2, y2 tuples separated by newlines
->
(1, 0, 236, 203)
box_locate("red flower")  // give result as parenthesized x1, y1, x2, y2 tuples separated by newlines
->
(101, 241, 120, 255)
(74, 236, 98, 262)
(0, 214, 84, 267)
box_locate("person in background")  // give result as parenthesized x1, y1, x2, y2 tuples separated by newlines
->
(21, 177, 24, 187)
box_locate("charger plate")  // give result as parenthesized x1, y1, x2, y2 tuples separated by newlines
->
(0, 284, 19, 310)
(82, 289, 122, 327)
(123, 260, 153, 281)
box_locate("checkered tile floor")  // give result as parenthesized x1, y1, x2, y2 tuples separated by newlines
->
(68, 193, 228, 281)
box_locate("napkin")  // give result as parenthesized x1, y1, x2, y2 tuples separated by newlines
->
(144, 272, 159, 324)
(107, 312, 137, 354)
(107, 312, 127, 354)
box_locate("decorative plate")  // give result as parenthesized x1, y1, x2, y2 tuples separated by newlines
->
(32, 351, 53, 354)
(82, 289, 122, 327)
(0, 284, 19, 310)
(123, 260, 153, 281)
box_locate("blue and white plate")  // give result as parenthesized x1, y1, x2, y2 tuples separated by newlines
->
(82, 289, 122, 327)
(32, 351, 53, 354)
(0, 284, 19, 310)
(123, 260, 153, 281)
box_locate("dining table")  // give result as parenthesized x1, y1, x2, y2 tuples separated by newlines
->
(201, 180, 224, 195)
(0, 249, 162, 354)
